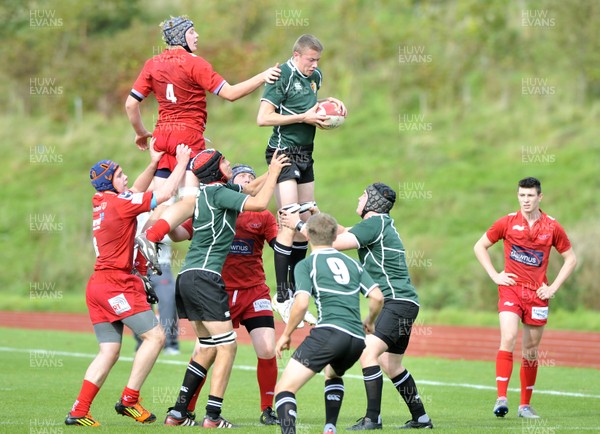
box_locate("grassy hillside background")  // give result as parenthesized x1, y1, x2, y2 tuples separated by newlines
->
(1, 0, 599, 328)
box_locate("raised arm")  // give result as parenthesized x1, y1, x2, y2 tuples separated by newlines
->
(131, 138, 163, 193)
(243, 150, 289, 211)
(152, 144, 192, 205)
(332, 231, 360, 251)
(217, 63, 281, 102)
(241, 172, 268, 196)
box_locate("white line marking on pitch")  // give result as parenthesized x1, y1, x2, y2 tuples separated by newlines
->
(2, 346, 599, 400)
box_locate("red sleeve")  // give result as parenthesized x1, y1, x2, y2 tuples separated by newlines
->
(190, 56, 226, 94)
(131, 59, 154, 98)
(553, 221, 572, 254)
(181, 218, 194, 240)
(115, 191, 153, 219)
(486, 215, 508, 244)
(264, 211, 278, 244)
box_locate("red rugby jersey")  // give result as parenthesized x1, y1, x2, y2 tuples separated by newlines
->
(92, 190, 152, 272)
(486, 210, 571, 289)
(131, 47, 226, 133)
(221, 210, 278, 289)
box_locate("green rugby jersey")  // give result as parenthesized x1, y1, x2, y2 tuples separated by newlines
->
(349, 214, 419, 304)
(261, 58, 322, 150)
(180, 183, 247, 275)
(294, 248, 378, 339)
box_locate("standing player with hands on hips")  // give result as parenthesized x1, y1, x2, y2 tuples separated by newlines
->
(257, 34, 347, 325)
(474, 177, 576, 419)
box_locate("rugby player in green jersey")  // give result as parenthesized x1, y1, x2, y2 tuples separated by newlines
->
(280, 183, 434, 430)
(274, 213, 383, 434)
(160, 149, 289, 428)
(257, 34, 347, 326)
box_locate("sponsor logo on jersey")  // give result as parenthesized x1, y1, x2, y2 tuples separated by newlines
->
(118, 191, 133, 200)
(249, 222, 262, 229)
(92, 216, 102, 231)
(229, 238, 254, 255)
(92, 202, 107, 212)
(294, 82, 303, 91)
(503, 301, 515, 306)
(131, 192, 144, 204)
(538, 233, 551, 240)
(512, 224, 525, 231)
(509, 245, 543, 267)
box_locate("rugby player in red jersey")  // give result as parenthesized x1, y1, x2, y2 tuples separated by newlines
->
(65, 141, 190, 426)
(474, 177, 576, 419)
(125, 16, 280, 270)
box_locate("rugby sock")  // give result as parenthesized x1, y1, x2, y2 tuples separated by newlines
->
(520, 357, 538, 406)
(172, 361, 207, 415)
(205, 395, 223, 420)
(274, 241, 293, 302)
(496, 350, 513, 398)
(257, 356, 278, 411)
(289, 241, 309, 286)
(146, 219, 171, 243)
(70, 380, 100, 417)
(324, 378, 345, 426)
(121, 386, 139, 406)
(275, 391, 297, 434)
(186, 364, 208, 413)
(180, 218, 194, 240)
(362, 365, 383, 421)
(392, 370, 429, 422)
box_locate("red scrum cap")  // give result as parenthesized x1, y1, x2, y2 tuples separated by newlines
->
(190, 149, 227, 184)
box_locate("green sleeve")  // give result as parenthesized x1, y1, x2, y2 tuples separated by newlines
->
(214, 186, 247, 212)
(293, 258, 313, 296)
(349, 218, 379, 248)
(360, 269, 377, 296)
(262, 65, 289, 107)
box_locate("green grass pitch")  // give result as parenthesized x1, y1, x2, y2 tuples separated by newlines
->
(1, 328, 598, 433)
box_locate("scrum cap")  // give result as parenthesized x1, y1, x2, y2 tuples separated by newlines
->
(90, 160, 119, 192)
(362, 183, 396, 217)
(161, 16, 194, 51)
(191, 149, 226, 184)
(231, 164, 256, 183)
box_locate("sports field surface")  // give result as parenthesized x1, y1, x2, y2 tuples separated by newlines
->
(1, 313, 599, 433)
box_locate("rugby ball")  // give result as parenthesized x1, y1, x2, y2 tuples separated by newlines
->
(316, 101, 346, 129)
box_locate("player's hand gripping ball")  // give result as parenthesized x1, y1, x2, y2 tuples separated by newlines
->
(316, 101, 346, 129)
